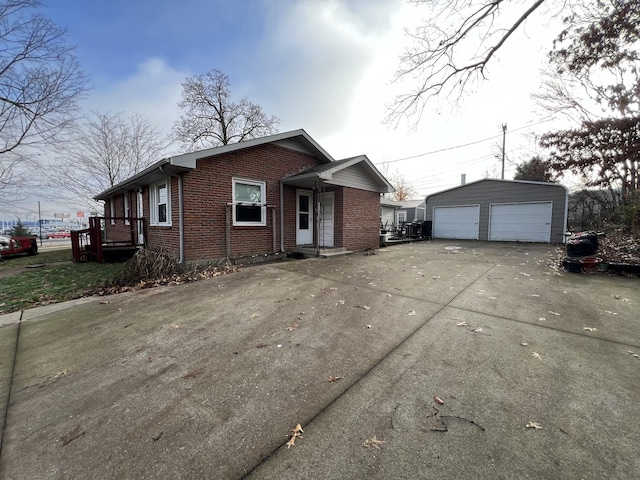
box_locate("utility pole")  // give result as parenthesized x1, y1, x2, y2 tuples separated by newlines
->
(501, 123, 507, 180)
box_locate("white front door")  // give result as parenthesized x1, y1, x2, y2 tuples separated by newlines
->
(296, 190, 313, 245)
(320, 192, 334, 247)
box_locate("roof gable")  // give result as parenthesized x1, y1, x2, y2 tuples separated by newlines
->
(282, 155, 394, 193)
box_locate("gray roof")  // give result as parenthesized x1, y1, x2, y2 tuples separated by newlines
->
(426, 178, 567, 200)
(94, 129, 334, 200)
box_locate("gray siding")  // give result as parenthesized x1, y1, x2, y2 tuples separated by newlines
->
(328, 163, 382, 192)
(426, 180, 568, 243)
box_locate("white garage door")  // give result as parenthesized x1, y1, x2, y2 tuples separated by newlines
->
(433, 205, 480, 240)
(489, 202, 552, 242)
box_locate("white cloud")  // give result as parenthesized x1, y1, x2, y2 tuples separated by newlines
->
(84, 57, 186, 137)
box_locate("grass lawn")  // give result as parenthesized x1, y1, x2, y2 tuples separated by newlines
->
(0, 249, 124, 315)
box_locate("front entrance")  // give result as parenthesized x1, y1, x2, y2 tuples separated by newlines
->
(296, 190, 313, 245)
(319, 192, 334, 247)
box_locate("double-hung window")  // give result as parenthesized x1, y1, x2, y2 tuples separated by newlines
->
(150, 180, 171, 226)
(233, 178, 266, 226)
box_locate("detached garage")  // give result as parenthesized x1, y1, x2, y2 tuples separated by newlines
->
(426, 179, 568, 243)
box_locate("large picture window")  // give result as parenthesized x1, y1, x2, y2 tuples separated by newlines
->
(233, 178, 266, 226)
(150, 180, 171, 226)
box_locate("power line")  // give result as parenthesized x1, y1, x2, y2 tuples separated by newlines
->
(376, 116, 555, 166)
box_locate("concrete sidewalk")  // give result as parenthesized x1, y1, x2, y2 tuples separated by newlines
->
(0, 241, 638, 479)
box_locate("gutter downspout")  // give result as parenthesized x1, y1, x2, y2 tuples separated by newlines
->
(159, 166, 184, 263)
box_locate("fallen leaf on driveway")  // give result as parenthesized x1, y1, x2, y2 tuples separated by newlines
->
(99, 300, 111, 304)
(473, 327, 484, 333)
(407, 310, 416, 316)
(358, 305, 371, 310)
(548, 311, 560, 316)
(362, 435, 387, 450)
(286, 424, 304, 448)
(170, 324, 180, 329)
(520, 342, 528, 347)
(327, 376, 343, 382)
(336, 299, 345, 305)
(532, 352, 542, 360)
(285, 322, 299, 331)
(456, 321, 468, 327)
(61, 426, 85, 446)
(434, 396, 444, 405)
(526, 421, 542, 429)
(538, 317, 546, 322)
(583, 327, 598, 332)
(53, 369, 69, 379)
(183, 369, 204, 379)
(604, 310, 617, 315)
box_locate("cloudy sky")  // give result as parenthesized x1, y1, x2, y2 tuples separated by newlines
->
(7, 0, 571, 221)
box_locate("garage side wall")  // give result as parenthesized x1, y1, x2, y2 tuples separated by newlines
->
(425, 180, 567, 243)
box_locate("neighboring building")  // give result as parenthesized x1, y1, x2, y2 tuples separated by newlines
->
(94, 129, 394, 263)
(395, 199, 426, 225)
(425, 179, 568, 243)
(380, 199, 401, 231)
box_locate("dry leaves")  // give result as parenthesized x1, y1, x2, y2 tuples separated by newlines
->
(525, 421, 542, 429)
(583, 327, 598, 332)
(362, 435, 387, 450)
(285, 322, 299, 331)
(327, 376, 343, 382)
(532, 352, 542, 360)
(434, 396, 444, 405)
(183, 369, 204, 379)
(286, 424, 304, 448)
(456, 321, 468, 327)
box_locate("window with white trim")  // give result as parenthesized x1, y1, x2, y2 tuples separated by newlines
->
(397, 211, 406, 224)
(232, 178, 266, 226)
(150, 180, 171, 226)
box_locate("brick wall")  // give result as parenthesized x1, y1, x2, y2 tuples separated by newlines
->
(340, 187, 381, 250)
(179, 143, 322, 261)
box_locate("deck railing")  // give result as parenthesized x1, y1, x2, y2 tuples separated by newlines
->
(71, 216, 145, 262)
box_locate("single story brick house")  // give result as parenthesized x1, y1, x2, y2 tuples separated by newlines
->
(94, 129, 394, 263)
(425, 179, 568, 243)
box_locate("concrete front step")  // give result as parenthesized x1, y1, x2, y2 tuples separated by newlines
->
(291, 246, 352, 258)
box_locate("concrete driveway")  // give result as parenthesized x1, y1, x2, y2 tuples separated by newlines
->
(1, 240, 638, 479)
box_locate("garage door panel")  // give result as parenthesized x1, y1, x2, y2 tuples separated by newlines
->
(433, 205, 479, 240)
(489, 202, 552, 242)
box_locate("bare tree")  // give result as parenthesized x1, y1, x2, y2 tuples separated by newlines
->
(172, 69, 279, 152)
(388, 0, 552, 125)
(51, 112, 169, 207)
(383, 169, 417, 201)
(0, 0, 86, 202)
